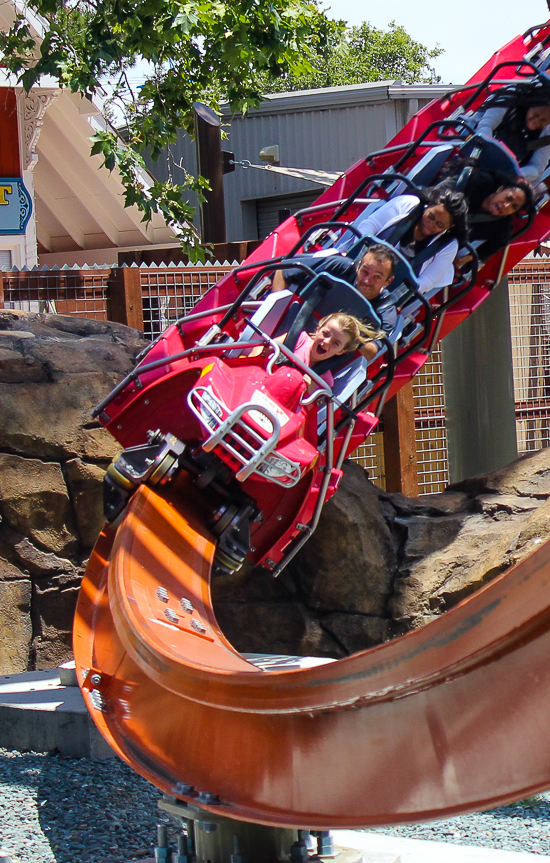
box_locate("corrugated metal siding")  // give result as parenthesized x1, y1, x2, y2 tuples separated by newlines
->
(256, 190, 319, 239)
(144, 92, 435, 242)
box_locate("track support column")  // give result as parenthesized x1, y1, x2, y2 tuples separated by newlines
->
(442, 276, 518, 483)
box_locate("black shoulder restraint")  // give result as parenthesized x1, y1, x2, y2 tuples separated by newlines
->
(526, 134, 550, 152)
(409, 232, 455, 276)
(382, 201, 425, 246)
(282, 273, 334, 355)
(383, 201, 454, 278)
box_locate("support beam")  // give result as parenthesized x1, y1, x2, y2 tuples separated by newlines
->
(442, 277, 518, 483)
(382, 379, 419, 496)
(35, 222, 52, 253)
(37, 137, 121, 247)
(107, 266, 144, 331)
(33, 176, 86, 249)
(45, 96, 157, 241)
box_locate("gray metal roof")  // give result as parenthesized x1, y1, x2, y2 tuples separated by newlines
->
(223, 80, 456, 116)
(145, 81, 461, 243)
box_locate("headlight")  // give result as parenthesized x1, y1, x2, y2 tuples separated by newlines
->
(199, 389, 224, 429)
(256, 453, 300, 482)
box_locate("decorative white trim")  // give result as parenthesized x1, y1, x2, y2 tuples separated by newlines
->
(20, 89, 58, 171)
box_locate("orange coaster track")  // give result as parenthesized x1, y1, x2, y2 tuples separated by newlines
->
(75, 480, 550, 829)
(75, 22, 550, 829)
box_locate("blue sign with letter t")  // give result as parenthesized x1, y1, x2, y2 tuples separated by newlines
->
(0, 178, 32, 234)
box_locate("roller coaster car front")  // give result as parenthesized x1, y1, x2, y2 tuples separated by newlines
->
(98, 332, 378, 575)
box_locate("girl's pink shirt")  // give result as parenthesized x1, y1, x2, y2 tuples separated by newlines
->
(293, 331, 334, 387)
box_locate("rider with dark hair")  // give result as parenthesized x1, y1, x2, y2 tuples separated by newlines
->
(447, 166, 534, 266)
(349, 186, 469, 295)
(475, 81, 550, 184)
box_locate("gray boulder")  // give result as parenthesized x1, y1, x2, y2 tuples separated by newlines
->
(0, 311, 148, 672)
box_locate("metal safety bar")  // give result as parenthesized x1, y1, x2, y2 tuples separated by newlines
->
(217, 261, 319, 332)
(189, 391, 282, 483)
(293, 197, 380, 224)
(523, 21, 550, 40)
(92, 339, 272, 418)
(364, 126, 475, 167)
(460, 60, 549, 112)
(335, 392, 358, 471)
(430, 242, 480, 318)
(392, 119, 477, 172)
(133, 302, 263, 365)
(285, 221, 363, 257)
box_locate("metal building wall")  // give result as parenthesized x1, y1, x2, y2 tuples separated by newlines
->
(145, 82, 450, 242)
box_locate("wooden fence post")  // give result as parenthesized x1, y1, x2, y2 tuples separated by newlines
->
(107, 266, 144, 331)
(382, 379, 419, 496)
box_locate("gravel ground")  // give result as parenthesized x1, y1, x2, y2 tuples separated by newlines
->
(373, 798, 550, 857)
(2, 746, 550, 862)
(0, 748, 178, 863)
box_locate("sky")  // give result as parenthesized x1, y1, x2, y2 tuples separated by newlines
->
(322, 0, 549, 83)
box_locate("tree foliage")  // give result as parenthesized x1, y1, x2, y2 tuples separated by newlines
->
(0, 0, 337, 258)
(258, 20, 443, 92)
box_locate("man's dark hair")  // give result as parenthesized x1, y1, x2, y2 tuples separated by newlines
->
(506, 177, 535, 212)
(423, 186, 470, 246)
(357, 242, 398, 277)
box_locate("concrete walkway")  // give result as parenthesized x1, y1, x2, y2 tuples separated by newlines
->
(0, 665, 113, 759)
(333, 830, 550, 863)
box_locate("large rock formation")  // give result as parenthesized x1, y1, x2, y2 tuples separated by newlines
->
(213, 449, 550, 658)
(0, 311, 148, 672)
(2, 310, 550, 671)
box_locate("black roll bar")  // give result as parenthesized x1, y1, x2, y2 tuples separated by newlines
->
(331, 173, 425, 223)
(285, 221, 363, 257)
(391, 119, 477, 173)
(232, 255, 286, 283)
(510, 207, 536, 244)
(217, 261, 319, 331)
(460, 60, 548, 112)
(522, 22, 550, 40)
(431, 243, 480, 317)
(293, 198, 378, 225)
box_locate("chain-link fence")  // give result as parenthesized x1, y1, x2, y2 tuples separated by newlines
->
(2, 267, 110, 319)
(509, 261, 550, 455)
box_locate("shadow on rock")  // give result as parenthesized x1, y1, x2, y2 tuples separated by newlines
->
(213, 449, 550, 658)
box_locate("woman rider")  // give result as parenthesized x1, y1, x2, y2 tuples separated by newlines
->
(442, 165, 534, 267)
(349, 187, 470, 295)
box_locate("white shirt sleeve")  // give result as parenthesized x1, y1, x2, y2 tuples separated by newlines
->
(475, 107, 507, 138)
(351, 195, 419, 239)
(417, 238, 459, 293)
(520, 122, 550, 183)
